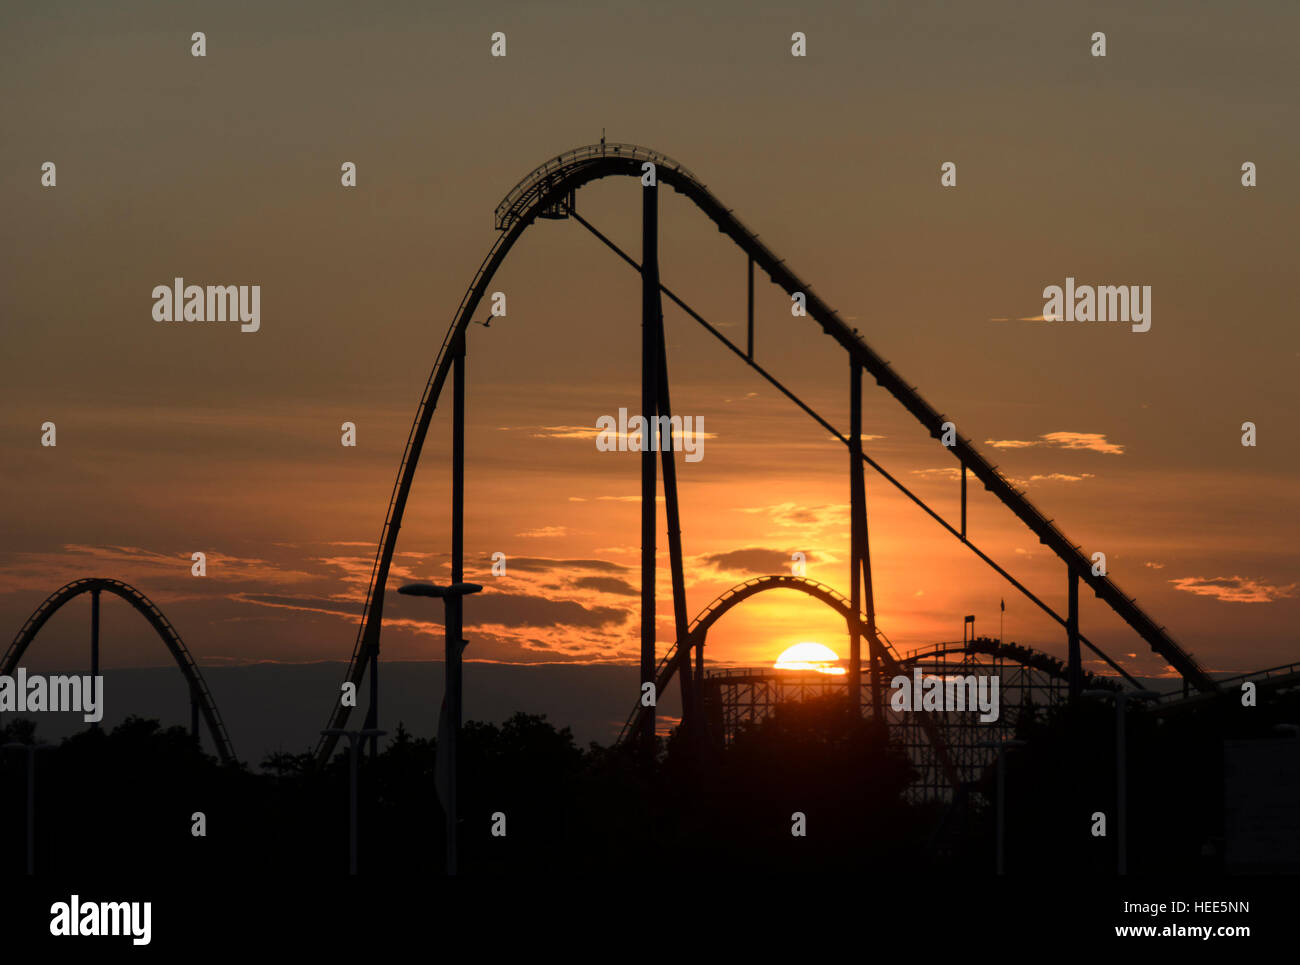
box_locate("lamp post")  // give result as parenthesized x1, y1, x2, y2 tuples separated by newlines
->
(1084, 688, 1160, 874)
(319, 728, 387, 875)
(4, 742, 53, 875)
(398, 580, 483, 875)
(978, 738, 1026, 874)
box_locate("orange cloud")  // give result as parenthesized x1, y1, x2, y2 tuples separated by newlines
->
(985, 432, 1123, 455)
(1169, 575, 1298, 604)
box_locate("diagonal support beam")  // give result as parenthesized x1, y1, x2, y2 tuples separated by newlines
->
(657, 332, 695, 731)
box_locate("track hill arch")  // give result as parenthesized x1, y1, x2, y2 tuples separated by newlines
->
(617, 576, 900, 745)
(2, 578, 236, 764)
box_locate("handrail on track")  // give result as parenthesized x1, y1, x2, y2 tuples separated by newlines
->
(495, 142, 699, 230)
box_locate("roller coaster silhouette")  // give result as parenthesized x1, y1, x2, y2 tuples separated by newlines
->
(309, 140, 1278, 792)
(10, 143, 1298, 805)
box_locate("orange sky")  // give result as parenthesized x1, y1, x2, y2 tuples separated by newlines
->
(3, 1, 1298, 690)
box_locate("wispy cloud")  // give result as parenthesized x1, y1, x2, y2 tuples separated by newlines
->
(494, 556, 629, 575)
(735, 502, 848, 531)
(985, 432, 1124, 455)
(527, 424, 717, 444)
(911, 467, 962, 479)
(985, 439, 1038, 449)
(516, 526, 568, 538)
(568, 575, 638, 597)
(1169, 575, 1298, 604)
(1027, 472, 1095, 483)
(698, 547, 816, 576)
(528, 425, 601, 440)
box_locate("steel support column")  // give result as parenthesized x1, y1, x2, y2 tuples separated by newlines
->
(446, 331, 468, 874)
(656, 333, 695, 732)
(961, 466, 967, 540)
(452, 329, 466, 586)
(746, 257, 754, 359)
(90, 588, 100, 730)
(849, 362, 863, 716)
(1067, 568, 1080, 700)
(90, 587, 99, 680)
(639, 181, 659, 756)
(445, 592, 464, 874)
(365, 654, 378, 760)
(850, 361, 884, 725)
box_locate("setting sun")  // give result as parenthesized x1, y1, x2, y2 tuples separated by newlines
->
(773, 642, 847, 675)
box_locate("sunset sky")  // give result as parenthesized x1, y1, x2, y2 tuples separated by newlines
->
(3, 0, 1298, 715)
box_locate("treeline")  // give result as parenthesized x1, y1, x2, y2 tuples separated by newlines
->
(2, 688, 1294, 876)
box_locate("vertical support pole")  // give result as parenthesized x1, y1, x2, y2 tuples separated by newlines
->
(90, 587, 100, 681)
(26, 748, 35, 876)
(961, 466, 967, 540)
(349, 736, 360, 876)
(848, 361, 863, 717)
(861, 497, 884, 728)
(656, 333, 695, 733)
(1116, 695, 1128, 875)
(995, 747, 1006, 875)
(190, 688, 199, 739)
(693, 628, 705, 702)
(1067, 569, 1081, 700)
(446, 594, 463, 875)
(850, 360, 884, 727)
(746, 257, 754, 360)
(90, 588, 101, 731)
(640, 181, 659, 757)
(366, 654, 378, 760)
(447, 328, 467, 874)
(452, 327, 466, 588)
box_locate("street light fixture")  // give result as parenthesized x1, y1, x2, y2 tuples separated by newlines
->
(1083, 688, 1161, 874)
(319, 728, 387, 875)
(398, 580, 483, 876)
(4, 742, 54, 875)
(978, 737, 1027, 874)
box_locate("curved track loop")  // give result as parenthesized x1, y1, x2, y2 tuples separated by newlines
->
(898, 639, 1122, 692)
(2, 578, 236, 764)
(316, 142, 1210, 764)
(616, 575, 902, 745)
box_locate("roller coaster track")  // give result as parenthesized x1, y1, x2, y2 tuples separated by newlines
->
(314, 141, 1212, 765)
(2, 578, 236, 764)
(897, 639, 1122, 692)
(616, 576, 899, 746)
